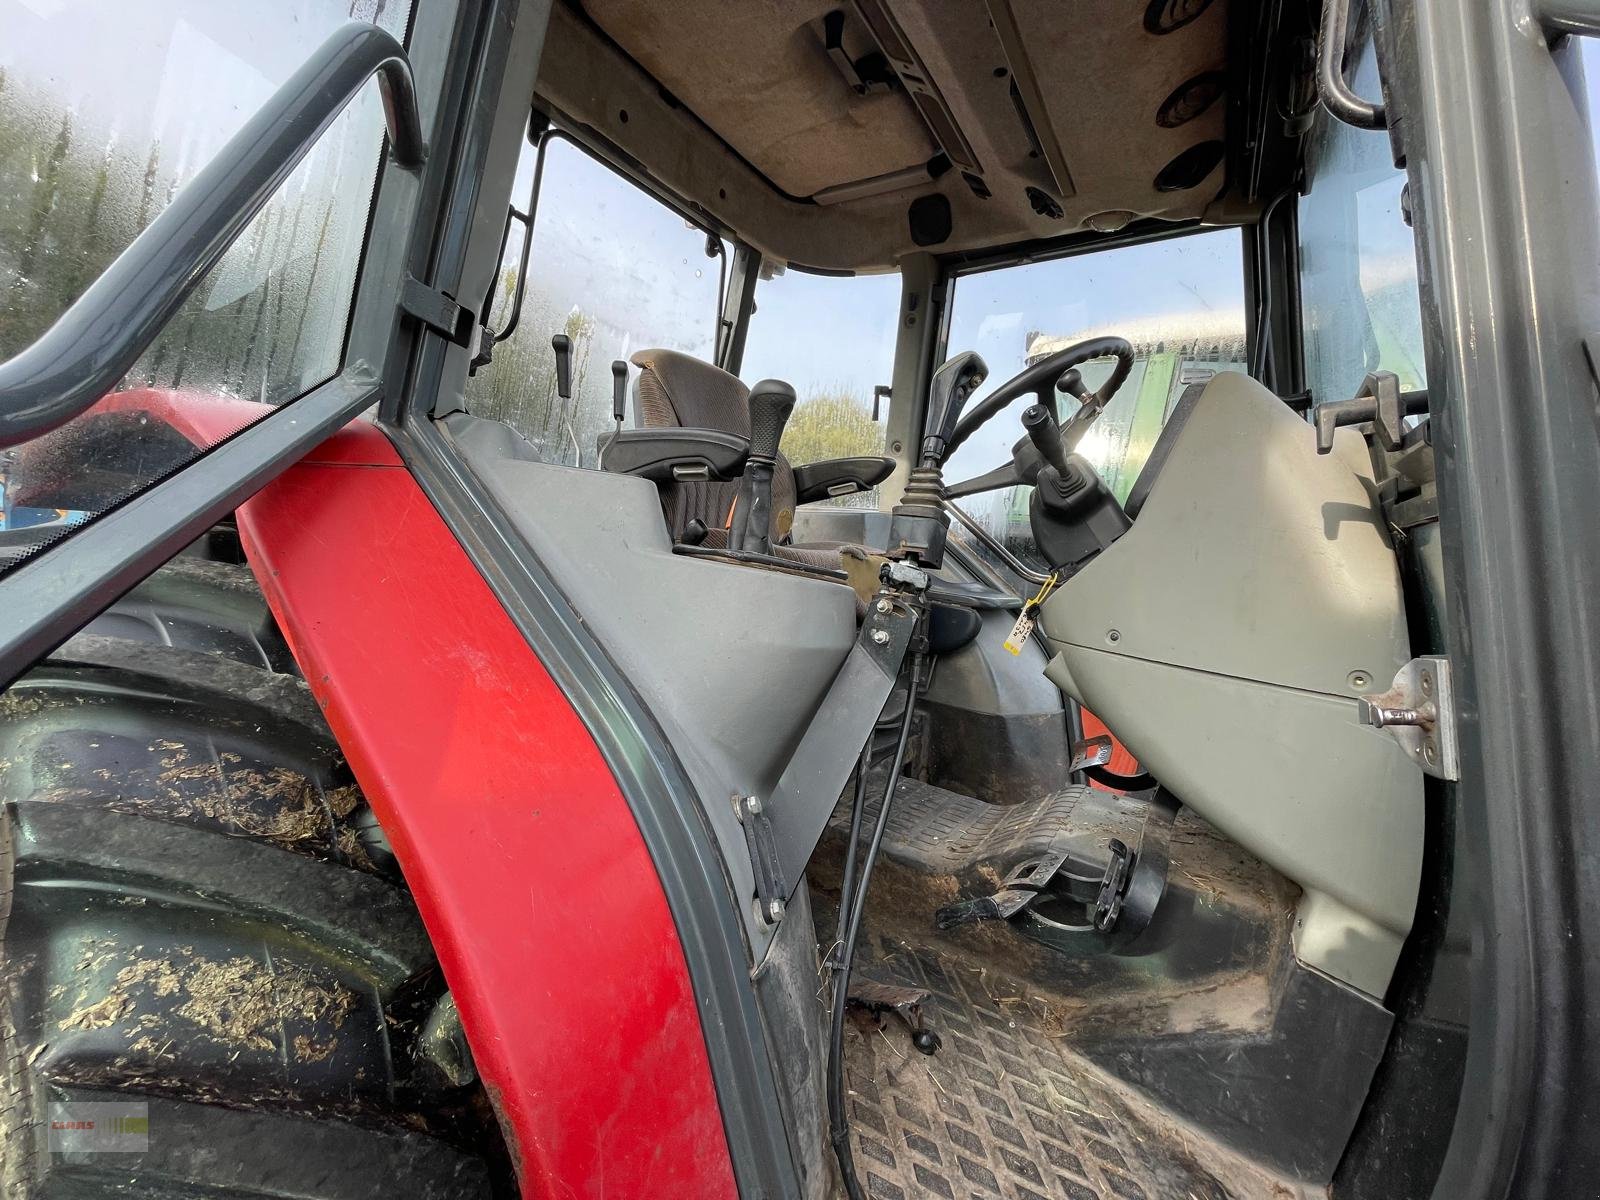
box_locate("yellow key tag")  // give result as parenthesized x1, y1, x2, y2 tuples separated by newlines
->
(1002, 611, 1035, 655)
(1001, 572, 1059, 656)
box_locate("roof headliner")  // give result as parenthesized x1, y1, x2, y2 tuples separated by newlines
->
(536, 0, 1262, 272)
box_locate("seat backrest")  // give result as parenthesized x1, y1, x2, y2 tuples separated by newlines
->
(631, 348, 797, 545)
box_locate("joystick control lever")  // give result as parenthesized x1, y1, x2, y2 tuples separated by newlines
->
(1020, 403, 1071, 478)
(919, 351, 987, 468)
(728, 379, 797, 555)
(888, 351, 987, 569)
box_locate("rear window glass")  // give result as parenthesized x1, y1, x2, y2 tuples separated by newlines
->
(466, 134, 724, 467)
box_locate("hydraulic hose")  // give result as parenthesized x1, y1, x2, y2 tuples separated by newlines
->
(828, 652, 924, 1200)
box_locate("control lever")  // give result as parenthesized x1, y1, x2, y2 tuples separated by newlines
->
(887, 351, 987, 569)
(551, 334, 572, 399)
(1020, 404, 1070, 477)
(611, 359, 628, 436)
(548, 335, 580, 466)
(1056, 367, 1089, 407)
(919, 351, 988, 469)
(728, 379, 797, 555)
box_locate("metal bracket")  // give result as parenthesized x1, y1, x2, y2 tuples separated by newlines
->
(1315, 370, 1413, 454)
(734, 794, 787, 926)
(760, 595, 918, 910)
(1359, 655, 1460, 780)
(401, 274, 478, 351)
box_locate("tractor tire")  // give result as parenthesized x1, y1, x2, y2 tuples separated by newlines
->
(0, 550, 505, 1198)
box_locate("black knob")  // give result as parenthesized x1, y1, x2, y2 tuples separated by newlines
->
(1021, 404, 1071, 477)
(551, 334, 572, 400)
(1056, 367, 1089, 404)
(747, 379, 797, 462)
(611, 360, 629, 425)
(921, 351, 987, 466)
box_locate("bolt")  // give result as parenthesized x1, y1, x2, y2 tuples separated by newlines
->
(1348, 671, 1370, 690)
(1106, 629, 1121, 644)
(766, 898, 786, 923)
(876, 598, 893, 614)
(872, 628, 891, 645)
(745, 795, 762, 815)
(1368, 704, 1424, 728)
(1423, 738, 1438, 765)
(1421, 671, 1433, 697)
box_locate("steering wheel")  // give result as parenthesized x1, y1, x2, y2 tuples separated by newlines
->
(942, 336, 1134, 500)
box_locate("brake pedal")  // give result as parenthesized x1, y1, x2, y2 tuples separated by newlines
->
(846, 979, 942, 1055)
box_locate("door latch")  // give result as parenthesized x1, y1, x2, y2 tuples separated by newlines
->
(1359, 655, 1459, 780)
(400, 274, 479, 352)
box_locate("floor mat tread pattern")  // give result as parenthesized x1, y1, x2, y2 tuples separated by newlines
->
(845, 939, 1290, 1200)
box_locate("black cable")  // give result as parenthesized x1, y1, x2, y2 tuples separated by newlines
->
(828, 651, 924, 1200)
(831, 741, 875, 962)
(1250, 188, 1294, 385)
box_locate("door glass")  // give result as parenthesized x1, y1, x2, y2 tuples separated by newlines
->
(943, 230, 1246, 572)
(467, 135, 724, 467)
(0, 0, 410, 569)
(741, 265, 899, 504)
(1585, 40, 1600, 209)
(1298, 37, 1426, 409)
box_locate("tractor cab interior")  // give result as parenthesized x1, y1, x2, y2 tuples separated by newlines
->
(437, 1, 1449, 1196)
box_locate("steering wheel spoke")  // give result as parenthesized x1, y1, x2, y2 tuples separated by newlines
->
(945, 461, 1023, 499)
(944, 336, 1133, 461)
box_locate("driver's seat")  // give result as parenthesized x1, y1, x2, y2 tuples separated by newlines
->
(630, 348, 846, 572)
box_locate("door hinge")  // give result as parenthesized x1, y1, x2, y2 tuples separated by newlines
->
(400, 274, 479, 352)
(1359, 655, 1459, 781)
(734, 794, 786, 926)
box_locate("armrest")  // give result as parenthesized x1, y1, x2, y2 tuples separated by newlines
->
(791, 456, 895, 505)
(600, 427, 749, 483)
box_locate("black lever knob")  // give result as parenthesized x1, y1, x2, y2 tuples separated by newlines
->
(921, 351, 987, 467)
(1021, 404, 1071, 478)
(747, 379, 797, 462)
(611, 360, 629, 425)
(1056, 367, 1090, 405)
(551, 334, 572, 400)
(730, 379, 797, 556)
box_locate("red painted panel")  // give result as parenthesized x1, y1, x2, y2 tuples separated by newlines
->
(1079, 709, 1141, 793)
(233, 419, 736, 1199)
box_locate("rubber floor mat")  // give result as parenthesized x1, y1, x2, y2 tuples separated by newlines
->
(829, 770, 1149, 884)
(842, 936, 1297, 1200)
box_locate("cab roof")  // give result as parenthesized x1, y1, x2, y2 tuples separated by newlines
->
(535, 0, 1301, 272)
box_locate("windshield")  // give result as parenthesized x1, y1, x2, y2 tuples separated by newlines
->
(942, 230, 1246, 574)
(466, 133, 724, 467)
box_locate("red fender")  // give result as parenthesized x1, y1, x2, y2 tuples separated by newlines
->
(115, 391, 736, 1197)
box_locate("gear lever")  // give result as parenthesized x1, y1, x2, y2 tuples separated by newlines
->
(728, 378, 797, 555)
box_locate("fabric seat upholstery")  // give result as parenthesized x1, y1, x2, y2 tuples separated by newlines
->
(631, 347, 848, 570)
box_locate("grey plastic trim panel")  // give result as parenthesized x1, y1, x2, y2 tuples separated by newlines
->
(392, 414, 805, 1200)
(0, 369, 381, 691)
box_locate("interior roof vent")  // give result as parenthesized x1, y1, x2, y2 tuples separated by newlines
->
(1144, 0, 1217, 36)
